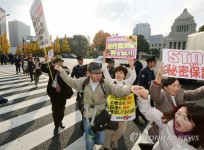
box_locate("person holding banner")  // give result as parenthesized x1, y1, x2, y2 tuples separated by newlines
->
(139, 63, 204, 149)
(101, 51, 136, 150)
(41, 55, 73, 136)
(132, 88, 204, 150)
(54, 61, 143, 150)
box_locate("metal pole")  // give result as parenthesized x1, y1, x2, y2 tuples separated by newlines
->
(23, 37, 24, 55)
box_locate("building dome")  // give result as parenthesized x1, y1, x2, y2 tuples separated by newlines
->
(176, 8, 193, 19)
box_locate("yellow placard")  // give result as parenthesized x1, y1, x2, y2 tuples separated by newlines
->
(107, 93, 136, 121)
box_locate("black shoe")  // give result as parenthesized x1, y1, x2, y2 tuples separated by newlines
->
(138, 143, 154, 150)
(59, 122, 65, 128)
(53, 127, 58, 136)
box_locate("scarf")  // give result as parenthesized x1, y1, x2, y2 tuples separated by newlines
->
(173, 119, 191, 140)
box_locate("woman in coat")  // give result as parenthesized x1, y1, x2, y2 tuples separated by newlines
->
(134, 88, 204, 150)
(139, 64, 204, 149)
(101, 51, 136, 150)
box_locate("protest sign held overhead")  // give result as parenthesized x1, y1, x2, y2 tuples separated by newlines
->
(30, 0, 51, 49)
(162, 49, 204, 80)
(106, 35, 137, 59)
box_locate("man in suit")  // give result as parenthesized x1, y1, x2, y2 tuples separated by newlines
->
(134, 56, 157, 125)
(41, 55, 73, 136)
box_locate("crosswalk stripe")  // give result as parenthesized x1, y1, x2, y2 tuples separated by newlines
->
(0, 74, 19, 78)
(0, 78, 48, 89)
(0, 78, 35, 85)
(0, 95, 77, 134)
(4, 88, 47, 100)
(0, 82, 47, 95)
(0, 95, 49, 115)
(0, 110, 81, 150)
(0, 75, 34, 81)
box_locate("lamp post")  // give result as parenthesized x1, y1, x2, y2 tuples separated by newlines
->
(0, 14, 10, 35)
(0, 14, 10, 54)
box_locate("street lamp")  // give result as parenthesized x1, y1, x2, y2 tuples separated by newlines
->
(0, 14, 9, 54)
(0, 14, 10, 35)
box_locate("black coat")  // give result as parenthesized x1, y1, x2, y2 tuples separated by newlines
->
(133, 60, 143, 85)
(41, 64, 73, 99)
(71, 64, 85, 78)
(138, 66, 155, 90)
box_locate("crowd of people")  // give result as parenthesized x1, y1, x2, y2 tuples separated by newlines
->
(1, 51, 204, 150)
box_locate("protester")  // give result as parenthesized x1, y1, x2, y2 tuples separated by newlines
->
(25, 54, 35, 82)
(100, 51, 136, 150)
(41, 55, 73, 136)
(33, 57, 42, 86)
(54, 61, 143, 150)
(13, 55, 21, 74)
(139, 63, 204, 149)
(133, 88, 204, 150)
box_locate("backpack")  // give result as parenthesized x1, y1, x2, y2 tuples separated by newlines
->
(79, 77, 111, 132)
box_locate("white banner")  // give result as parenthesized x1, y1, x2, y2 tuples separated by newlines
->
(30, 0, 51, 49)
(162, 49, 204, 80)
(48, 49, 54, 60)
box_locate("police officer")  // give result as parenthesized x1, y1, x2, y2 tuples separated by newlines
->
(105, 58, 115, 79)
(138, 56, 157, 91)
(71, 56, 86, 131)
(71, 56, 85, 79)
(134, 56, 157, 125)
(133, 54, 143, 85)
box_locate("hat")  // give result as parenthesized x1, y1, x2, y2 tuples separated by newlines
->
(54, 55, 64, 62)
(88, 62, 102, 73)
(34, 57, 40, 61)
(105, 58, 113, 64)
(145, 56, 157, 62)
(77, 56, 83, 60)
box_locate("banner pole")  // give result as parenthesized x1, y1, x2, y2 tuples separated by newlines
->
(44, 48, 54, 81)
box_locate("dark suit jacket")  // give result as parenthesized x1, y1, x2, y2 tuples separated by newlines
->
(41, 63, 73, 99)
(138, 66, 155, 90)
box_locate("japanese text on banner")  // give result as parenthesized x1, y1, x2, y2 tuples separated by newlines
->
(107, 93, 136, 121)
(106, 35, 137, 59)
(162, 49, 204, 80)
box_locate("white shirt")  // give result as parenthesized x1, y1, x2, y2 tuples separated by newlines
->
(89, 78, 99, 92)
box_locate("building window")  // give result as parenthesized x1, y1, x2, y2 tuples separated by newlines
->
(174, 42, 177, 49)
(152, 44, 154, 47)
(182, 42, 186, 50)
(169, 42, 172, 49)
(178, 42, 181, 49)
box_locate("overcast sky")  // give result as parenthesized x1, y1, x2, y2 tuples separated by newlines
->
(0, 0, 204, 42)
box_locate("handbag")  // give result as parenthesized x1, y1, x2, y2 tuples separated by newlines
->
(35, 69, 42, 76)
(91, 110, 111, 132)
(105, 121, 119, 130)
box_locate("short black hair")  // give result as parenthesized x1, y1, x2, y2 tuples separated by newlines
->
(161, 77, 179, 88)
(114, 66, 128, 77)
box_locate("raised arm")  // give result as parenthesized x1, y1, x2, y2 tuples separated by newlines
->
(55, 65, 85, 91)
(124, 58, 136, 85)
(132, 88, 164, 128)
(150, 63, 168, 103)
